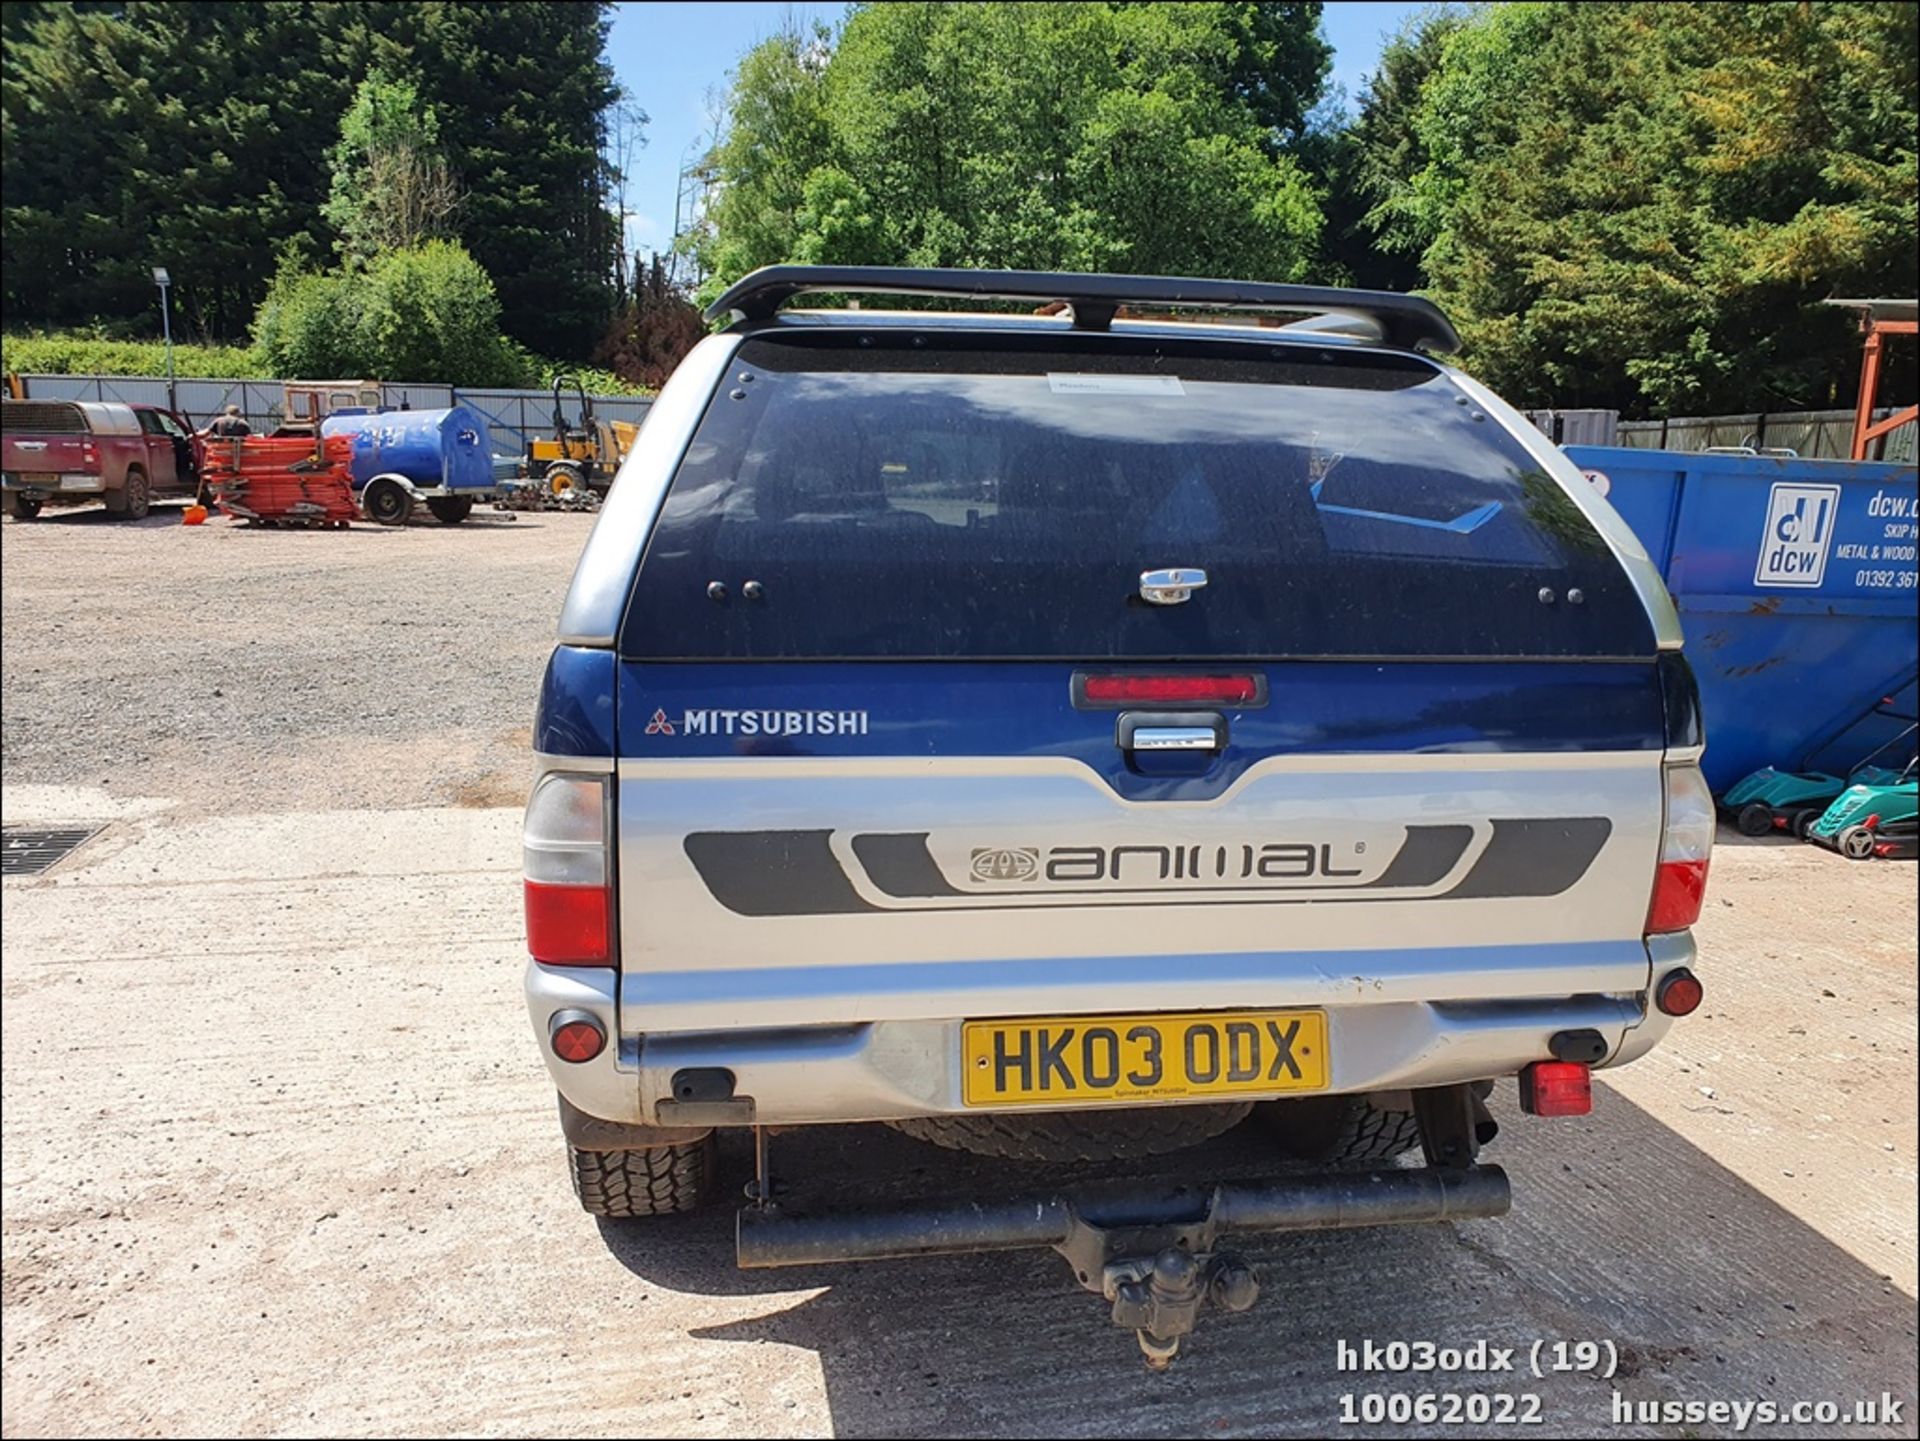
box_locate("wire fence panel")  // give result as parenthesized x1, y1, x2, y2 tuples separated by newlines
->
(387, 383, 456, 414)
(1615, 408, 1912, 462)
(15, 375, 98, 403)
(15, 374, 655, 455)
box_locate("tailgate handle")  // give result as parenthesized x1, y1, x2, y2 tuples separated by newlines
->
(1130, 727, 1219, 752)
(1116, 712, 1227, 753)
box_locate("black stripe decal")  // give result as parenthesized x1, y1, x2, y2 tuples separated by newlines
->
(1364, 825, 1475, 888)
(850, 833, 965, 897)
(687, 819, 1608, 915)
(684, 830, 879, 916)
(1445, 818, 1614, 898)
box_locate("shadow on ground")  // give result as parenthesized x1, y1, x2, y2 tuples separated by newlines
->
(597, 1087, 1917, 1439)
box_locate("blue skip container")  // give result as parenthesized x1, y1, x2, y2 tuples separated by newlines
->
(1565, 446, 1918, 791)
(320, 405, 497, 496)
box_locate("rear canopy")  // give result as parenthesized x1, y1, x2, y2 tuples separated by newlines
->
(622, 331, 1655, 661)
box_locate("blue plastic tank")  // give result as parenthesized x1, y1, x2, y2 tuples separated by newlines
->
(320, 406, 495, 494)
(1565, 446, 1918, 790)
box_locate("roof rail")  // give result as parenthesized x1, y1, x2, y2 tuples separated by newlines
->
(704, 265, 1462, 353)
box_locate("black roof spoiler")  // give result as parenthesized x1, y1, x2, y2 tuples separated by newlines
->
(703, 265, 1461, 353)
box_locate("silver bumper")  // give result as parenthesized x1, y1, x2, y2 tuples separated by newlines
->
(526, 934, 1693, 1127)
(3, 473, 103, 493)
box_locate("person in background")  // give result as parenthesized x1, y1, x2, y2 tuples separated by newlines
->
(194, 404, 253, 506)
(200, 403, 252, 438)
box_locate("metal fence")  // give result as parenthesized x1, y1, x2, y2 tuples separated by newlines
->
(1616, 407, 1915, 463)
(20, 373, 1913, 465)
(13, 374, 654, 456)
(1522, 409, 1620, 445)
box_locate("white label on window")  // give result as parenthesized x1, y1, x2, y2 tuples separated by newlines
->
(1046, 373, 1186, 396)
(1755, 482, 1842, 588)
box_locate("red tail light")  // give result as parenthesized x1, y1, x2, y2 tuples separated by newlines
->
(1519, 1061, 1592, 1116)
(525, 881, 610, 965)
(1079, 674, 1262, 706)
(1647, 859, 1710, 934)
(1648, 764, 1712, 934)
(523, 774, 611, 966)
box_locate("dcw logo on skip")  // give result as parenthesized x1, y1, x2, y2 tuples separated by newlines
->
(1756, 482, 1842, 588)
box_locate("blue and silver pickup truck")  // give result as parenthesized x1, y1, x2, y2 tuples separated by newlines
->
(520, 267, 1711, 1365)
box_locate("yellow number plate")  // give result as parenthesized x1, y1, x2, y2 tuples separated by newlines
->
(962, 1010, 1328, 1108)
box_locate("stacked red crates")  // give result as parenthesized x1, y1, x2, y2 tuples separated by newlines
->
(202, 436, 358, 525)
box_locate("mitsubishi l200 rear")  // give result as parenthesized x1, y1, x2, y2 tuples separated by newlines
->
(523, 268, 1709, 1366)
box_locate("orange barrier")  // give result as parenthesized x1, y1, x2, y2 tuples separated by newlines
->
(202, 436, 358, 526)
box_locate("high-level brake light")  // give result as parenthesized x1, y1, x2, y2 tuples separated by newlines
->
(1648, 763, 1713, 935)
(524, 774, 611, 965)
(1079, 674, 1262, 706)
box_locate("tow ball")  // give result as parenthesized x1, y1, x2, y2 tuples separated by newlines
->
(735, 1086, 1507, 1369)
(1103, 1247, 1259, 1369)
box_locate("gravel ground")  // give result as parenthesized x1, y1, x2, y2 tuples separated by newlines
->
(1, 502, 597, 815)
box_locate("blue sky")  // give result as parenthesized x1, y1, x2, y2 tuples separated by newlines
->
(605, 1, 1429, 255)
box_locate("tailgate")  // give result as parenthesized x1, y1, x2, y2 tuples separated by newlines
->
(606, 329, 1668, 1032)
(2, 434, 92, 477)
(613, 661, 1665, 1031)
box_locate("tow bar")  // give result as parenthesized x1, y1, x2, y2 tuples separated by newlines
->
(736, 1087, 1510, 1368)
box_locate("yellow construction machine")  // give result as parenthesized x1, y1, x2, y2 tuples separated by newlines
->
(522, 374, 637, 501)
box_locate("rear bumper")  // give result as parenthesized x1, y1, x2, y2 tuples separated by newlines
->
(526, 934, 1692, 1127)
(3, 473, 104, 493)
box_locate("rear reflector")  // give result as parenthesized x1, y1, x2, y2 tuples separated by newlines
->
(525, 880, 610, 965)
(1079, 674, 1262, 706)
(549, 1012, 606, 1064)
(1655, 967, 1704, 1017)
(1519, 1061, 1592, 1117)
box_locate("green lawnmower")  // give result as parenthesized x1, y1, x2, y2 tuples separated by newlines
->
(1720, 699, 1917, 838)
(1805, 757, 1920, 860)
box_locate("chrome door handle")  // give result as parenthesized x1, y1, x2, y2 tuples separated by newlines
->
(1128, 726, 1220, 751)
(1139, 567, 1208, 605)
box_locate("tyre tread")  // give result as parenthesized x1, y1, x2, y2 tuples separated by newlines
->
(570, 1138, 715, 1217)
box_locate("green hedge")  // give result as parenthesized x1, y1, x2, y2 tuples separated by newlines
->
(1, 333, 270, 379)
(1, 331, 654, 397)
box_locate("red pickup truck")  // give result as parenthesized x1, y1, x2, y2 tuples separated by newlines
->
(1, 398, 203, 520)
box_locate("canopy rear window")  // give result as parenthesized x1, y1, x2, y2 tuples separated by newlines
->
(1, 401, 89, 435)
(620, 333, 1653, 660)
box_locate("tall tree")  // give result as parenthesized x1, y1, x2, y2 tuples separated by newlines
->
(1, 1, 622, 357)
(323, 71, 461, 264)
(1396, 1, 1918, 415)
(690, 2, 1328, 300)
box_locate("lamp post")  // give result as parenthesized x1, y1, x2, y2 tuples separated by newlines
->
(152, 267, 175, 413)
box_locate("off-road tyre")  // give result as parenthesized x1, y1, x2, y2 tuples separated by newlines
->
(107, 467, 150, 520)
(6, 493, 41, 520)
(887, 1103, 1254, 1161)
(1735, 802, 1774, 837)
(426, 496, 474, 524)
(570, 1137, 717, 1217)
(546, 464, 584, 501)
(1257, 1093, 1424, 1165)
